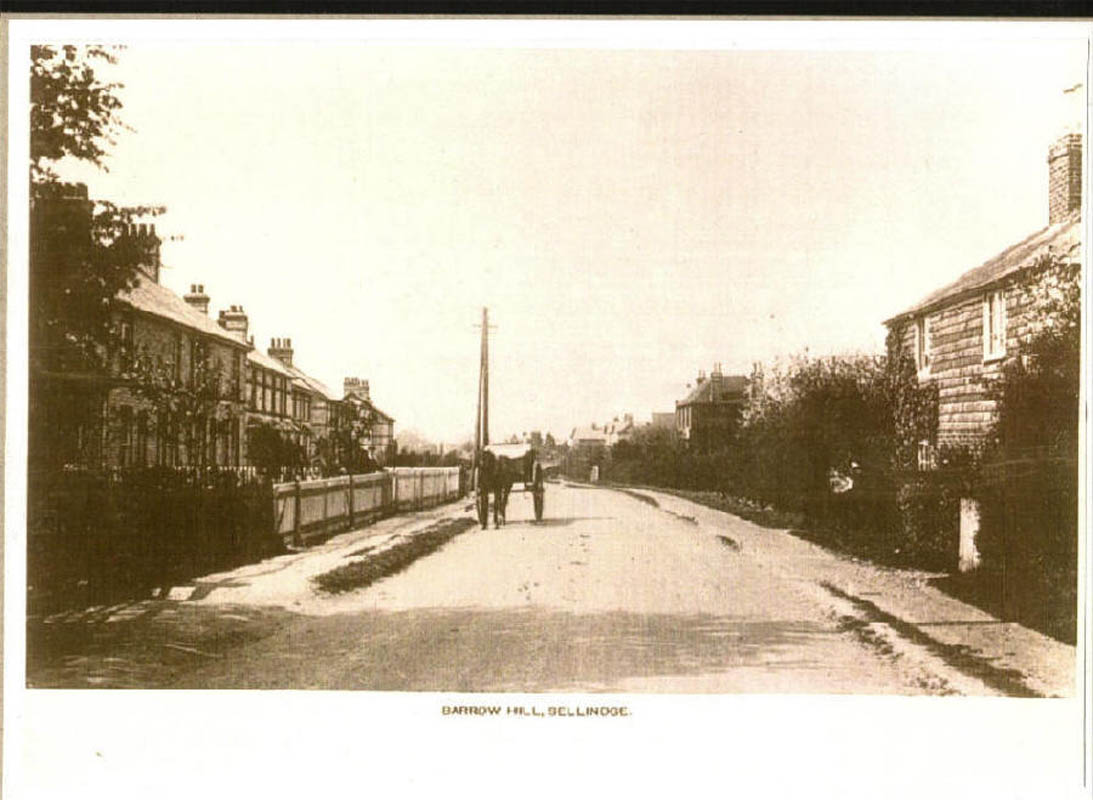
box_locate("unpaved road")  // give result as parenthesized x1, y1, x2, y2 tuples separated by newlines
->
(28, 482, 1060, 694)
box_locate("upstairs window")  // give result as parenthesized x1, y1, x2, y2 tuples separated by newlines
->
(914, 316, 931, 375)
(117, 315, 135, 369)
(118, 405, 133, 467)
(983, 289, 1006, 361)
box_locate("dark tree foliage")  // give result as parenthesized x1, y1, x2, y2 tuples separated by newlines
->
(986, 259, 1081, 459)
(30, 188, 164, 375)
(30, 44, 127, 181)
(30, 44, 164, 376)
(971, 259, 1081, 643)
(247, 423, 305, 478)
(327, 401, 380, 474)
(884, 323, 939, 471)
(122, 345, 240, 467)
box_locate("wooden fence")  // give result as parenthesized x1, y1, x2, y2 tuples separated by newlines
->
(273, 466, 464, 545)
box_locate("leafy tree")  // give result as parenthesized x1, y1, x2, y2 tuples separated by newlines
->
(121, 344, 239, 467)
(30, 190, 164, 375)
(30, 45, 164, 376)
(331, 400, 380, 473)
(31, 45, 127, 182)
(986, 258, 1081, 457)
(884, 324, 939, 471)
(247, 423, 302, 478)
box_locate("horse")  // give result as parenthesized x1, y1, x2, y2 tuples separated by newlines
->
(478, 449, 520, 528)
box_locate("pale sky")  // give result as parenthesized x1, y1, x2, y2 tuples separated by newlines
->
(46, 29, 1088, 444)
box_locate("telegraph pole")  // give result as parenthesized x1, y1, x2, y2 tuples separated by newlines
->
(474, 307, 495, 461)
(480, 306, 489, 447)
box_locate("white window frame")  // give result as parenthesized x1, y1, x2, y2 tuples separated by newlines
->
(914, 316, 931, 376)
(982, 289, 1006, 362)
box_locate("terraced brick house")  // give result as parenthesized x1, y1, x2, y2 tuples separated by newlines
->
(29, 182, 251, 471)
(266, 336, 342, 466)
(343, 378, 396, 464)
(108, 275, 249, 468)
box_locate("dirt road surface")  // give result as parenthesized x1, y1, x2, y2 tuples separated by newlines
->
(27, 482, 1073, 694)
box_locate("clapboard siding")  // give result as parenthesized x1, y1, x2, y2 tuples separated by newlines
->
(898, 264, 1063, 446)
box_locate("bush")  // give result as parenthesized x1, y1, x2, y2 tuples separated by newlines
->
(969, 258, 1080, 643)
(27, 466, 280, 613)
(972, 459, 1077, 643)
(894, 471, 963, 570)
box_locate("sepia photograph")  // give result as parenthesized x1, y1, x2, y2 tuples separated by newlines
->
(3, 16, 1091, 799)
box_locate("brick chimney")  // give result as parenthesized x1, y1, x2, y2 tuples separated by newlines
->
(1048, 132, 1082, 225)
(117, 221, 162, 283)
(268, 337, 294, 367)
(30, 182, 93, 273)
(344, 377, 370, 401)
(217, 305, 249, 342)
(709, 363, 724, 399)
(183, 283, 209, 316)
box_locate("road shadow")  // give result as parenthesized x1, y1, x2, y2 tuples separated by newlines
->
(525, 517, 616, 528)
(167, 607, 849, 693)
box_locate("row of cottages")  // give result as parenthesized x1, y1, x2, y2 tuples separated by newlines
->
(29, 182, 395, 473)
(674, 364, 748, 450)
(885, 130, 1082, 462)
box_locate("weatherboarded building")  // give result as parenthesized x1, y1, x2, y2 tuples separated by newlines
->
(885, 132, 1082, 451)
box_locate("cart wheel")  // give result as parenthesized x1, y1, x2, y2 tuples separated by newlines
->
(474, 468, 489, 529)
(533, 465, 545, 521)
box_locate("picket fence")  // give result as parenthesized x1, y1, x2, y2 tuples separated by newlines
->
(273, 466, 463, 545)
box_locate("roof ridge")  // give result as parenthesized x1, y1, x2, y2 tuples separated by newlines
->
(888, 215, 1081, 323)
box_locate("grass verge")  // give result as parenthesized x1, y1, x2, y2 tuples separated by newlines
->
(600, 481, 803, 529)
(313, 517, 476, 594)
(821, 581, 1042, 697)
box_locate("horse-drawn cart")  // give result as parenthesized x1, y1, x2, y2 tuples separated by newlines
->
(470, 306, 546, 528)
(474, 442, 545, 528)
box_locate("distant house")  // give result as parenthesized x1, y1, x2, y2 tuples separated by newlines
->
(343, 377, 396, 464)
(884, 131, 1082, 458)
(569, 424, 608, 453)
(675, 364, 747, 450)
(264, 337, 341, 465)
(605, 414, 636, 446)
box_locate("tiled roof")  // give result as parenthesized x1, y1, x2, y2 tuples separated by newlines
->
(678, 374, 748, 406)
(888, 213, 1081, 323)
(284, 363, 338, 401)
(570, 425, 607, 443)
(247, 347, 295, 377)
(345, 394, 394, 423)
(119, 273, 247, 348)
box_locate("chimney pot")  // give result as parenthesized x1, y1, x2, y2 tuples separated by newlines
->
(1048, 132, 1082, 224)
